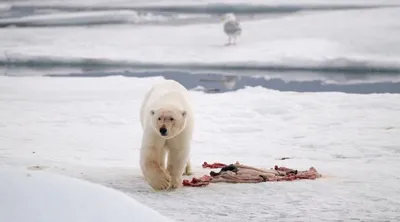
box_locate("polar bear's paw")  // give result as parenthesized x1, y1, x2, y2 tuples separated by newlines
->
(170, 176, 183, 189)
(148, 169, 172, 191)
(182, 171, 192, 176)
(182, 162, 192, 176)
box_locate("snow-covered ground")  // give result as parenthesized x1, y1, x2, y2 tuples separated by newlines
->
(0, 168, 173, 222)
(1, 0, 400, 221)
(1, 76, 399, 221)
(6, 0, 400, 8)
(0, 10, 176, 26)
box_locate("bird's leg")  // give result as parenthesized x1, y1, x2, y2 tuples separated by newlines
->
(226, 36, 232, 46)
(232, 36, 237, 45)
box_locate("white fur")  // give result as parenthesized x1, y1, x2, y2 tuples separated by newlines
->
(223, 13, 236, 22)
(139, 80, 194, 190)
(222, 13, 241, 45)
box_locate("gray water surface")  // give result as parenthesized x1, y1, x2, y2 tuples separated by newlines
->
(42, 69, 400, 94)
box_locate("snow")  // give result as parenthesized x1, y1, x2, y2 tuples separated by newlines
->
(0, 10, 212, 27)
(0, 4, 11, 12)
(1, 7, 400, 71)
(0, 10, 170, 26)
(1, 76, 400, 221)
(9, 0, 400, 8)
(0, 168, 173, 222)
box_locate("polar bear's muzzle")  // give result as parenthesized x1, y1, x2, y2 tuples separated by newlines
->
(159, 127, 168, 136)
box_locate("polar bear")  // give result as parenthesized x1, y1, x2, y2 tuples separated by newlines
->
(139, 80, 194, 190)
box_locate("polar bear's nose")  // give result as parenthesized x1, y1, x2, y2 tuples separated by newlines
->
(159, 127, 167, 136)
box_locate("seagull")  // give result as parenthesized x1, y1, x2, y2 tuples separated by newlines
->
(222, 13, 242, 46)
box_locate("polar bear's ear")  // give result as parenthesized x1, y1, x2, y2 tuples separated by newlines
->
(150, 110, 155, 116)
(182, 111, 187, 117)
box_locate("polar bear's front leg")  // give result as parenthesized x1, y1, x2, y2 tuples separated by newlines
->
(140, 141, 171, 191)
(166, 140, 190, 189)
(159, 149, 167, 169)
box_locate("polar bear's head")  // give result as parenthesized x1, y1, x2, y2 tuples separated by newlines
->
(149, 107, 187, 139)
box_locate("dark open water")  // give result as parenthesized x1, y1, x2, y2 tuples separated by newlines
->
(5, 68, 398, 94)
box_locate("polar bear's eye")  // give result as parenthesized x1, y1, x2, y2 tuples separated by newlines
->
(158, 117, 161, 121)
(170, 117, 174, 121)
